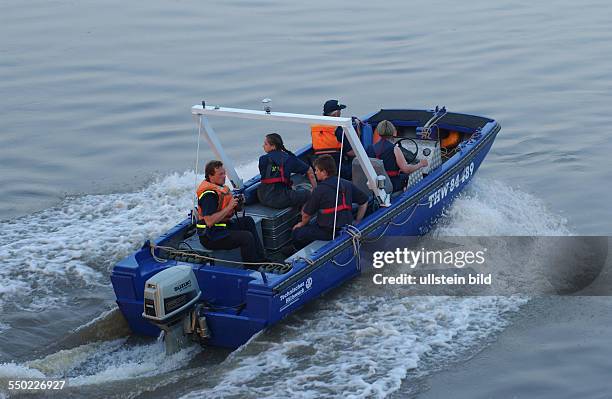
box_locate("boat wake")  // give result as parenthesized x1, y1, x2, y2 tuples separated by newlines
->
(434, 179, 570, 236)
(0, 337, 200, 398)
(180, 296, 527, 399)
(0, 168, 569, 398)
(0, 172, 196, 315)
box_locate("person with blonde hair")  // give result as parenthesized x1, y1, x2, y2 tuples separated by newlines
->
(366, 120, 428, 192)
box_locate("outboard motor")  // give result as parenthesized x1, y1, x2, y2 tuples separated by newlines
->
(142, 265, 210, 354)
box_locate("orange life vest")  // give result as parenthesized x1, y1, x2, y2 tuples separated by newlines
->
(311, 125, 342, 155)
(372, 130, 381, 144)
(441, 130, 461, 149)
(196, 180, 232, 229)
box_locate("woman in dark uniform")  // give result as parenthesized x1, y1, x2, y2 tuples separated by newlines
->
(257, 133, 317, 209)
(366, 120, 428, 192)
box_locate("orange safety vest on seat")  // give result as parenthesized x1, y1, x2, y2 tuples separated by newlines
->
(441, 130, 461, 149)
(196, 180, 232, 229)
(311, 125, 342, 155)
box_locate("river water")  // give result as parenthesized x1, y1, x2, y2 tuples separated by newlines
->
(0, 0, 611, 398)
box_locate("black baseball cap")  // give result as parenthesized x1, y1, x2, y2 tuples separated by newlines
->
(323, 99, 346, 115)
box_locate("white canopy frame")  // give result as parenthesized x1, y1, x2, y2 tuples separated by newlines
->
(191, 104, 391, 207)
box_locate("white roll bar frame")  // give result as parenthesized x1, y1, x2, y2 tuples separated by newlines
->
(191, 104, 390, 206)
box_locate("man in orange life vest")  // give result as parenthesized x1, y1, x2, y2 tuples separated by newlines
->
(196, 160, 266, 267)
(310, 99, 357, 180)
(291, 155, 369, 250)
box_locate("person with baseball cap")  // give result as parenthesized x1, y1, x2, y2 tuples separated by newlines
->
(310, 99, 357, 180)
(323, 99, 346, 116)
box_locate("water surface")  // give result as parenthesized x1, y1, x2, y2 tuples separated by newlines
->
(1, 0, 611, 397)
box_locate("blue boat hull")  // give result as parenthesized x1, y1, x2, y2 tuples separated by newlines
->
(111, 109, 500, 349)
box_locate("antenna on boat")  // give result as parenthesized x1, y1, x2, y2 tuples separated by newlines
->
(262, 98, 272, 114)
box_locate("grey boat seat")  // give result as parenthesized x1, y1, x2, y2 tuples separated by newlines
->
(181, 232, 244, 269)
(351, 157, 422, 199)
(289, 173, 310, 187)
(244, 203, 301, 254)
(351, 157, 393, 196)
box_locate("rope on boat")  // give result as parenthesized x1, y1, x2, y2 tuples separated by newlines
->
(389, 200, 429, 227)
(149, 243, 288, 268)
(331, 224, 362, 270)
(362, 200, 429, 242)
(150, 245, 169, 263)
(362, 221, 391, 243)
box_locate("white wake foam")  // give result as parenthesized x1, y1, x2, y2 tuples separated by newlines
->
(181, 296, 527, 399)
(0, 337, 200, 389)
(434, 178, 569, 236)
(0, 162, 260, 316)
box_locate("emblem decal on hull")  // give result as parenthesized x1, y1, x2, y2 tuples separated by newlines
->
(279, 277, 314, 311)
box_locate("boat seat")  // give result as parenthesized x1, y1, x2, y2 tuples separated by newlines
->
(352, 156, 424, 199)
(351, 157, 393, 195)
(244, 203, 301, 254)
(405, 169, 423, 189)
(181, 233, 244, 269)
(284, 240, 328, 263)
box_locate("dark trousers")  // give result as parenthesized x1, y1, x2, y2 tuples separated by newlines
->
(292, 223, 335, 250)
(391, 173, 411, 192)
(199, 216, 266, 266)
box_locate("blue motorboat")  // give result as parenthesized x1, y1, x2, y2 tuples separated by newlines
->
(111, 103, 500, 352)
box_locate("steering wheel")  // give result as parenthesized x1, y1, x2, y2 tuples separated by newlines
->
(395, 138, 419, 164)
